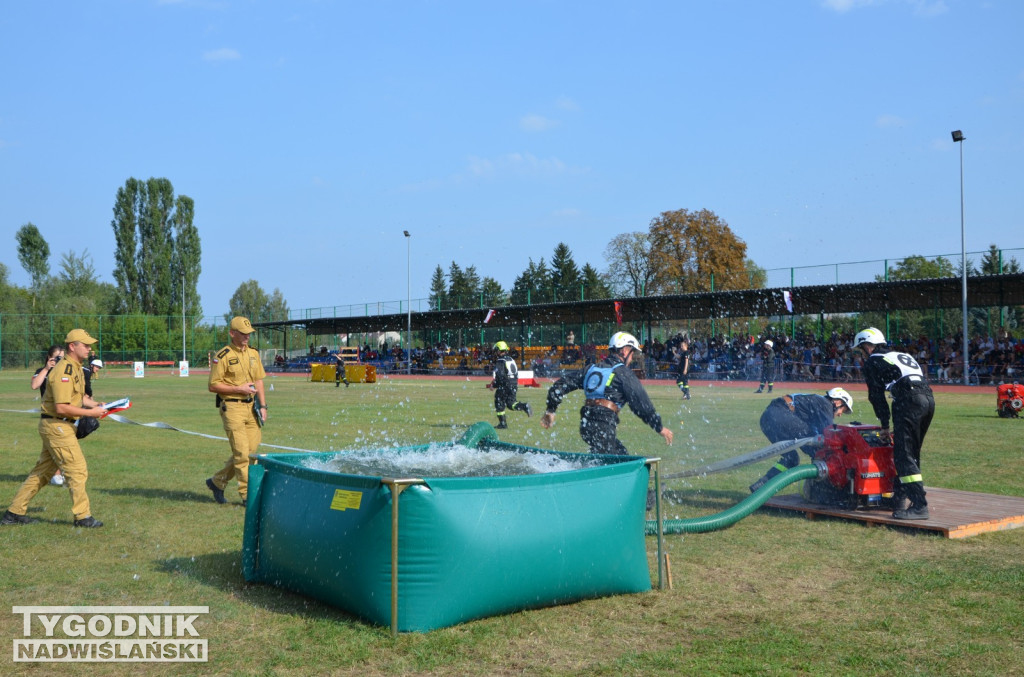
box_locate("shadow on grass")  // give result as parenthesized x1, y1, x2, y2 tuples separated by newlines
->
(662, 488, 749, 510)
(156, 552, 365, 625)
(96, 486, 212, 503)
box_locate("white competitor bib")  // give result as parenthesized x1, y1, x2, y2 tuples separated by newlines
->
(878, 351, 924, 389)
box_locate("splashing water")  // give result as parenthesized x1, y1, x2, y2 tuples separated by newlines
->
(302, 443, 603, 478)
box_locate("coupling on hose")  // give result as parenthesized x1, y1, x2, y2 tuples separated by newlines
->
(813, 460, 830, 479)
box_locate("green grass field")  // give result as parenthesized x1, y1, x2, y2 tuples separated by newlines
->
(1, 369, 1022, 676)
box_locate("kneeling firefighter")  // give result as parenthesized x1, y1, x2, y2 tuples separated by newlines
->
(749, 387, 854, 493)
(492, 341, 531, 429)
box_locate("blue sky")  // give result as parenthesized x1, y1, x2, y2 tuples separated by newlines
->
(2, 0, 1021, 318)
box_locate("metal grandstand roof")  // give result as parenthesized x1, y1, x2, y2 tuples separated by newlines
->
(254, 273, 1024, 336)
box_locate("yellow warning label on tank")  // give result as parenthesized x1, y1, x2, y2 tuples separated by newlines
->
(330, 489, 363, 511)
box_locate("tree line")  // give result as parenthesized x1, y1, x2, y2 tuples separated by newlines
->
(6, 177, 204, 319)
(429, 208, 758, 309)
(871, 248, 1022, 338)
(4, 176, 292, 326)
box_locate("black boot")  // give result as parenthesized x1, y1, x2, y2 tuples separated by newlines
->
(495, 417, 507, 429)
(893, 504, 930, 520)
(893, 482, 929, 520)
(1, 510, 37, 525)
(755, 386, 764, 393)
(750, 466, 783, 493)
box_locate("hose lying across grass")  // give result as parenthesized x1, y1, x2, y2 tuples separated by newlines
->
(645, 464, 821, 535)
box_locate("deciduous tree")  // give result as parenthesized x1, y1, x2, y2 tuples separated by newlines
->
(171, 195, 202, 317)
(603, 232, 660, 296)
(648, 209, 749, 293)
(879, 255, 955, 281)
(112, 179, 141, 312)
(112, 177, 201, 315)
(227, 279, 270, 322)
(16, 223, 50, 295)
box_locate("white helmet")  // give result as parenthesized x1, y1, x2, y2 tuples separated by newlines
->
(763, 340, 774, 349)
(609, 331, 642, 352)
(853, 327, 886, 348)
(826, 387, 853, 412)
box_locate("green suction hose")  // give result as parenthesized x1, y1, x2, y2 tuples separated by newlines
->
(458, 421, 499, 448)
(646, 464, 821, 535)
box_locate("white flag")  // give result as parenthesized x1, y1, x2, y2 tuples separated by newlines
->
(783, 290, 793, 313)
(484, 309, 496, 324)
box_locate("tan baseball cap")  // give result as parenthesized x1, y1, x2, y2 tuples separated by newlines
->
(65, 329, 98, 345)
(230, 316, 255, 334)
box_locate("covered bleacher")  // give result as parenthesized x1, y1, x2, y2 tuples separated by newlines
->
(255, 273, 1024, 377)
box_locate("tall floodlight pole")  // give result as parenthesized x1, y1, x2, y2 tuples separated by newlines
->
(181, 273, 186, 364)
(404, 230, 412, 375)
(952, 130, 968, 385)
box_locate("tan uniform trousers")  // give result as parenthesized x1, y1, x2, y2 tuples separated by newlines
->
(9, 419, 92, 520)
(211, 401, 262, 500)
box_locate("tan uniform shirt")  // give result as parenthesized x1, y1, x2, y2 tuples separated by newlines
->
(42, 357, 85, 419)
(209, 343, 266, 392)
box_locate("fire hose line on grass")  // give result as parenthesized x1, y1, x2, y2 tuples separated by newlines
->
(0, 407, 319, 454)
(646, 464, 822, 535)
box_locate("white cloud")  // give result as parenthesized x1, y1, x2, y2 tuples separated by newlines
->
(821, 0, 879, 12)
(467, 156, 495, 176)
(876, 114, 907, 128)
(911, 0, 948, 16)
(466, 152, 570, 178)
(555, 96, 579, 112)
(203, 47, 240, 61)
(401, 152, 580, 192)
(520, 114, 559, 132)
(822, 0, 947, 15)
(504, 152, 566, 174)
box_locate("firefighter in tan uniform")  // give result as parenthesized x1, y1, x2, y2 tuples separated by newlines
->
(205, 316, 268, 505)
(2, 329, 107, 528)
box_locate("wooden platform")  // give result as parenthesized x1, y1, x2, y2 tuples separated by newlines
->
(763, 487, 1024, 539)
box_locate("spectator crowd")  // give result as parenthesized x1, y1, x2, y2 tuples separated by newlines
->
(278, 328, 1023, 385)
(639, 329, 1024, 385)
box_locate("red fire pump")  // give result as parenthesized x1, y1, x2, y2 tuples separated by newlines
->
(802, 424, 898, 510)
(997, 383, 1024, 418)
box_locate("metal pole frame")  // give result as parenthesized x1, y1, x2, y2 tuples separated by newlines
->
(382, 477, 427, 636)
(645, 458, 666, 590)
